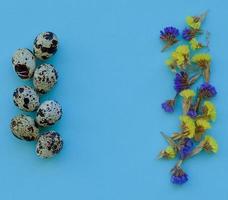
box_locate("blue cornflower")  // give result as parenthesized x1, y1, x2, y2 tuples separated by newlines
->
(160, 26, 179, 51)
(171, 166, 188, 185)
(179, 138, 194, 159)
(161, 100, 175, 113)
(199, 83, 217, 98)
(182, 28, 194, 41)
(174, 71, 190, 93)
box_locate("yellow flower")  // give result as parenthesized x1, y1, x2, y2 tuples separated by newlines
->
(203, 101, 216, 121)
(201, 135, 218, 153)
(165, 146, 176, 158)
(179, 115, 195, 138)
(159, 146, 176, 159)
(171, 45, 190, 69)
(190, 38, 203, 50)
(165, 58, 176, 72)
(192, 53, 211, 68)
(186, 16, 201, 30)
(180, 89, 195, 115)
(194, 119, 211, 141)
(176, 45, 190, 54)
(180, 89, 195, 99)
(196, 119, 211, 130)
(165, 59, 173, 66)
(192, 53, 211, 82)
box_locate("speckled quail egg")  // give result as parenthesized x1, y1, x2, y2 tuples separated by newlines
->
(13, 86, 40, 112)
(10, 114, 39, 141)
(33, 32, 58, 60)
(36, 131, 63, 158)
(33, 63, 58, 94)
(12, 48, 36, 79)
(36, 100, 62, 127)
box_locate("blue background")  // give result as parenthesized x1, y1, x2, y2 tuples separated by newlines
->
(0, 0, 227, 199)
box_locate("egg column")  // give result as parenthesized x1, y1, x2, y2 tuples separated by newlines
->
(10, 32, 63, 159)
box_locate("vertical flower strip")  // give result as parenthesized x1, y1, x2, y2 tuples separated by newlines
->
(158, 12, 218, 185)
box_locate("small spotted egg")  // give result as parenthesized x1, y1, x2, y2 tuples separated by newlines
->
(13, 86, 40, 112)
(33, 64, 58, 94)
(12, 48, 36, 79)
(36, 131, 63, 158)
(33, 32, 58, 60)
(10, 114, 39, 141)
(36, 100, 62, 127)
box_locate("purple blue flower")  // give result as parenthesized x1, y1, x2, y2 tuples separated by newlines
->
(160, 27, 179, 51)
(179, 138, 194, 159)
(174, 71, 190, 93)
(187, 106, 197, 118)
(182, 28, 194, 41)
(171, 166, 188, 185)
(162, 100, 175, 113)
(199, 83, 217, 98)
(160, 26, 179, 41)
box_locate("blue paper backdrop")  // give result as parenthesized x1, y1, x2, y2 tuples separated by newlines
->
(0, 0, 227, 199)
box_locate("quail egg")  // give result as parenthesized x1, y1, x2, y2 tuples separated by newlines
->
(36, 100, 62, 127)
(12, 48, 36, 79)
(36, 131, 63, 158)
(33, 63, 58, 94)
(33, 32, 58, 60)
(13, 86, 40, 112)
(10, 114, 39, 141)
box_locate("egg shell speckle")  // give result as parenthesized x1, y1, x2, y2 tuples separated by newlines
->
(33, 63, 58, 94)
(36, 131, 63, 158)
(33, 32, 58, 60)
(10, 114, 39, 141)
(36, 100, 62, 127)
(13, 86, 40, 112)
(12, 48, 36, 79)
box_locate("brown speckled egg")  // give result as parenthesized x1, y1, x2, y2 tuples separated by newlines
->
(33, 63, 58, 94)
(33, 32, 58, 60)
(13, 86, 40, 112)
(36, 100, 62, 127)
(12, 48, 36, 79)
(36, 131, 63, 158)
(10, 114, 39, 141)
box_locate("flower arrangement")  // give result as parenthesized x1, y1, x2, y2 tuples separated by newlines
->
(159, 12, 218, 185)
